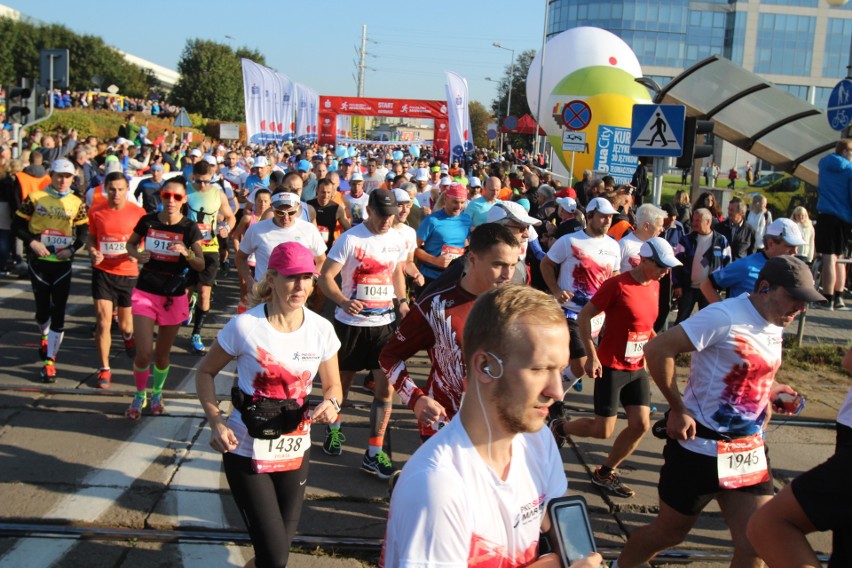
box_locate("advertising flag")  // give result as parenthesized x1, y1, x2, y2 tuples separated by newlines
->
(445, 71, 473, 161)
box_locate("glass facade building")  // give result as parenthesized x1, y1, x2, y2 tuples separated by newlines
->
(547, 0, 852, 109)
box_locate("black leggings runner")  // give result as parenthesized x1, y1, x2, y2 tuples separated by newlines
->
(29, 260, 73, 330)
(222, 450, 310, 568)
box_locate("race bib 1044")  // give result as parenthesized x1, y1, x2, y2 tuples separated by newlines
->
(355, 274, 394, 309)
(145, 228, 181, 262)
(251, 422, 310, 473)
(717, 433, 769, 489)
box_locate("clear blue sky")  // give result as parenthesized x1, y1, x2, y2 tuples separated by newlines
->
(5, 0, 546, 109)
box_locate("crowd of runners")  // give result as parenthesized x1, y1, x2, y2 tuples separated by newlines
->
(2, 123, 851, 567)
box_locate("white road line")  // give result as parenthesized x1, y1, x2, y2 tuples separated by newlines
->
(0, 280, 31, 300)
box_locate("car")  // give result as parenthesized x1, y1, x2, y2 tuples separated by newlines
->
(743, 173, 817, 218)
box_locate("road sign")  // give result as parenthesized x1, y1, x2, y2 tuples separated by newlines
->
(561, 130, 587, 152)
(630, 104, 685, 157)
(219, 123, 240, 140)
(562, 100, 592, 131)
(503, 115, 518, 131)
(486, 128, 498, 141)
(174, 108, 192, 128)
(827, 79, 852, 132)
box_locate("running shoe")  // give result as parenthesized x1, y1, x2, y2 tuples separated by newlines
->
(592, 467, 636, 498)
(834, 296, 848, 311)
(549, 417, 571, 449)
(190, 334, 206, 354)
(96, 368, 112, 389)
(126, 393, 147, 420)
(184, 293, 197, 325)
(573, 379, 583, 393)
(361, 450, 396, 479)
(123, 336, 136, 359)
(40, 359, 57, 383)
(151, 392, 165, 416)
(220, 259, 231, 277)
(38, 335, 48, 361)
(322, 427, 345, 456)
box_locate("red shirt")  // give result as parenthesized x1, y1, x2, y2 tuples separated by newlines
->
(88, 202, 146, 277)
(379, 280, 476, 437)
(591, 272, 659, 371)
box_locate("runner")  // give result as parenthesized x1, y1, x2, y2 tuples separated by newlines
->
(617, 204, 666, 273)
(540, 197, 621, 394)
(124, 177, 205, 419)
(308, 177, 351, 249)
(378, 223, 520, 444)
(13, 158, 88, 382)
(414, 182, 472, 287)
(134, 163, 165, 214)
(343, 171, 369, 224)
(232, 187, 272, 314)
(381, 284, 602, 568)
(613, 255, 824, 568)
(195, 241, 343, 568)
(185, 160, 237, 354)
(552, 238, 681, 498)
(86, 171, 146, 388)
(390, 187, 425, 289)
(318, 189, 408, 478)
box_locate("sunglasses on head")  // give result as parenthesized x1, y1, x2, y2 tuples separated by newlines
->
(274, 208, 299, 218)
(161, 191, 185, 202)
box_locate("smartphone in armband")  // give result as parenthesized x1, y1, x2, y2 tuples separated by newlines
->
(547, 496, 597, 567)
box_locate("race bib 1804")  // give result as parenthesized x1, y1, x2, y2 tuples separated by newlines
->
(717, 433, 769, 489)
(624, 330, 652, 363)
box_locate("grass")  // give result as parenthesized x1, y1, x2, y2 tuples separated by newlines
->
(26, 108, 203, 143)
(781, 342, 849, 372)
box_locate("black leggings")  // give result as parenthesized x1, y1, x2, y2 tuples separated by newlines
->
(222, 450, 310, 568)
(29, 260, 73, 330)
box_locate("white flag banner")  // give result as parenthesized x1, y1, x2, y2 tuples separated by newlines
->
(241, 58, 298, 144)
(307, 89, 319, 142)
(295, 83, 317, 142)
(241, 58, 266, 144)
(277, 72, 296, 142)
(445, 71, 473, 161)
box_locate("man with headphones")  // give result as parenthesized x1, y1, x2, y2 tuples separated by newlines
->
(381, 284, 602, 568)
(613, 255, 824, 568)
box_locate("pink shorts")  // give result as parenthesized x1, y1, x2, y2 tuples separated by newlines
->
(131, 288, 189, 327)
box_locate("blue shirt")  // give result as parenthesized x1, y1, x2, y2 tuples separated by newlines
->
(709, 251, 767, 298)
(243, 174, 270, 193)
(465, 197, 497, 227)
(416, 209, 472, 279)
(817, 153, 852, 223)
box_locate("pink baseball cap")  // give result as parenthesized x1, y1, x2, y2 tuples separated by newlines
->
(267, 242, 319, 277)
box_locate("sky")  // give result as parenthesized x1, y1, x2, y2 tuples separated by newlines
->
(5, 0, 547, 108)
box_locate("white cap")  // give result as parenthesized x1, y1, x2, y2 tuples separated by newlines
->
(440, 177, 452, 186)
(393, 188, 411, 203)
(252, 156, 269, 168)
(639, 237, 682, 268)
(469, 176, 482, 188)
(104, 161, 124, 175)
(189, 148, 202, 158)
(586, 197, 618, 215)
(50, 158, 76, 175)
(271, 192, 300, 209)
(765, 218, 806, 246)
(487, 201, 542, 226)
(414, 168, 429, 182)
(203, 155, 218, 166)
(556, 196, 577, 213)
(116, 137, 131, 146)
(350, 171, 364, 182)
(440, 164, 449, 173)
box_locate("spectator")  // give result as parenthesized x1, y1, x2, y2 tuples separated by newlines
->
(746, 193, 772, 250)
(791, 206, 815, 263)
(715, 197, 756, 260)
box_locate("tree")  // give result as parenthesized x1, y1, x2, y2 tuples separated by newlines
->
(490, 49, 536, 124)
(468, 100, 492, 148)
(171, 39, 266, 122)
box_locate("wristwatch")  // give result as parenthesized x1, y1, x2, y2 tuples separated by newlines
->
(327, 397, 341, 412)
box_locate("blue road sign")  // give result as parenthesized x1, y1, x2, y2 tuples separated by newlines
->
(503, 116, 518, 131)
(562, 100, 592, 131)
(630, 104, 686, 157)
(486, 128, 498, 140)
(827, 79, 852, 132)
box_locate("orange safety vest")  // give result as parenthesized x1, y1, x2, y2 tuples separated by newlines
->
(15, 171, 51, 202)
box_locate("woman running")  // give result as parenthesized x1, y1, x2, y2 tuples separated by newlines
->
(125, 177, 204, 419)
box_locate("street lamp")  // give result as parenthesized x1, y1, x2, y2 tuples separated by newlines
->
(493, 42, 515, 154)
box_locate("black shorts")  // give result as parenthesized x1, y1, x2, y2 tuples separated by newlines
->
(566, 318, 587, 360)
(790, 425, 852, 568)
(187, 252, 219, 287)
(815, 213, 852, 256)
(593, 367, 651, 417)
(91, 269, 136, 308)
(658, 438, 774, 516)
(334, 320, 394, 372)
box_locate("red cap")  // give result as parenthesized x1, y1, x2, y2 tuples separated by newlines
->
(444, 182, 467, 200)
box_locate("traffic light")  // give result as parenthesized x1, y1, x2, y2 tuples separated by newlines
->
(676, 117, 714, 169)
(7, 83, 35, 125)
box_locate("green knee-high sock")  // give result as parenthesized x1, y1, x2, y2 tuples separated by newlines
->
(152, 365, 170, 394)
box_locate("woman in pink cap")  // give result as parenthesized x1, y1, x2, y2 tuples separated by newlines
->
(195, 241, 343, 568)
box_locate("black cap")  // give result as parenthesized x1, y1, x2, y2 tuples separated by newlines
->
(756, 255, 825, 302)
(367, 189, 398, 216)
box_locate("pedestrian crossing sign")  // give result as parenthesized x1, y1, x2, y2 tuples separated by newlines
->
(630, 104, 685, 157)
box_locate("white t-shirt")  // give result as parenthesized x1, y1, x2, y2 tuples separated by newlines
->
(691, 233, 713, 287)
(327, 223, 407, 327)
(380, 418, 566, 568)
(679, 295, 783, 456)
(618, 232, 644, 274)
(363, 174, 384, 194)
(217, 304, 341, 458)
(220, 166, 248, 192)
(395, 223, 417, 258)
(239, 218, 327, 282)
(416, 190, 435, 211)
(346, 192, 370, 224)
(546, 230, 621, 314)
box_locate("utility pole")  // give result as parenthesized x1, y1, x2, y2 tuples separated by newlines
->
(357, 24, 367, 97)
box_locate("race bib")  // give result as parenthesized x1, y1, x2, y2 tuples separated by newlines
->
(441, 245, 465, 260)
(317, 226, 330, 244)
(198, 223, 213, 244)
(40, 229, 73, 249)
(590, 313, 606, 339)
(145, 228, 181, 262)
(251, 422, 311, 474)
(624, 330, 652, 362)
(355, 273, 394, 309)
(717, 433, 769, 489)
(99, 236, 128, 258)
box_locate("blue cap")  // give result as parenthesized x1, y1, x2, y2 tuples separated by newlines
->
(297, 159, 311, 172)
(150, 164, 164, 171)
(341, 158, 353, 166)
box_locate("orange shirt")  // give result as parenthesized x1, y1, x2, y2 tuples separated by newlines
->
(497, 187, 514, 201)
(88, 202, 146, 277)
